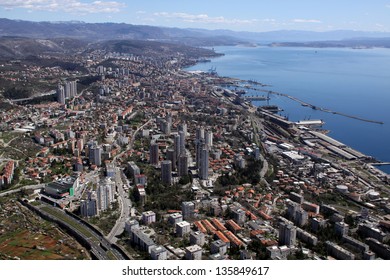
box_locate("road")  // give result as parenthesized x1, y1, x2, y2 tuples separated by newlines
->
(250, 115, 270, 187)
(35, 201, 126, 260)
(31, 202, 125, 260)
(106, 168, 131, 243)
(105, 118, 152, 242)
(0, 184, 45, 197)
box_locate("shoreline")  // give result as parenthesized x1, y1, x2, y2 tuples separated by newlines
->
(184, 59, 390, 177)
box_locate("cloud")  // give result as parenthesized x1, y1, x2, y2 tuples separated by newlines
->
(153, 12, 257, 25)
(262, 18, 277, 23)
(292, 19, 322, 23)
(0, 0, 126, 13)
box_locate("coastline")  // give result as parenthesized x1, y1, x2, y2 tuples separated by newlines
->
(186, 45, 390, 176)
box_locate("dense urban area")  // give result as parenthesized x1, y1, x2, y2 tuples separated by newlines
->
(1, 39, 390, 261)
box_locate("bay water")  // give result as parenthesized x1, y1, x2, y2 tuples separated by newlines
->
(186, 46, 390, 174)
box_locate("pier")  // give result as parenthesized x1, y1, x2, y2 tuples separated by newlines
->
(238, 80, 385, 125)
(244, 95, 270, 101)
(371, 162, 390, 166)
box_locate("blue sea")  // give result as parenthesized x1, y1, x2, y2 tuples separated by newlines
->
(186, 46, 390, 174)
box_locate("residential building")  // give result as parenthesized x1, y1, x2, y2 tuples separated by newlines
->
(279, 222, 296, 246)
(190, 231, 205, 246)
(185, 245, 202, 260)
(142, 211, 156, 225)
(176, 221, 191, 237)
(178, 153, 188, 177)
(199, 146, 209, 180)
(127, 161, 140, 179)
(168, 213, 183, 225)
(231, 208, 246, 225)
(161, 160, 172, 185)
(211, 240, 227, 255)
(80, 199, 98, 217)
(326, 241, 355, 260)
(150, 246, 168, 260)
(149, 143, 159, 165)
(182, 201, 195, 220)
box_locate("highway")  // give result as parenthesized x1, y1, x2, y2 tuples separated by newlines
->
(35, 201, 126, 260)
(106, 168, 131, 243)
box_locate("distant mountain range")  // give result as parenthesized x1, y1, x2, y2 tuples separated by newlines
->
(0, 18, 243, 46)
(1, 18, 390, 58)
(2, 18, 390, 44)
(188, 28, 390, 43)
(271, 37, 390, 48)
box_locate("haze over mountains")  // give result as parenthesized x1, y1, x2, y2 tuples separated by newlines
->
(1, 18, 390, 58)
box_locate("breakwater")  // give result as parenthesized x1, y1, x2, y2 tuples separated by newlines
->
(238, 82, 384, 125)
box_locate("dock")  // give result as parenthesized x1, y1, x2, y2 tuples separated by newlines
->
(268, 90, 384, 125)
(243, 95, 270, 101)
(371, 162, 390, 166)
(235, 78, 384, 125)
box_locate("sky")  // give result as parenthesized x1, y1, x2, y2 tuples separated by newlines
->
(1, 0, 390, 32)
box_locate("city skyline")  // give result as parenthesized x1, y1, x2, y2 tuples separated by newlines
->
(1, 0, 390, 32)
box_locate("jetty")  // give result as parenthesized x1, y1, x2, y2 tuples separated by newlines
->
(232, 79, 384, 125)
(243, 95, 269, 101)
(265, 88, 384, 125)
(371, 162, 390, 166)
